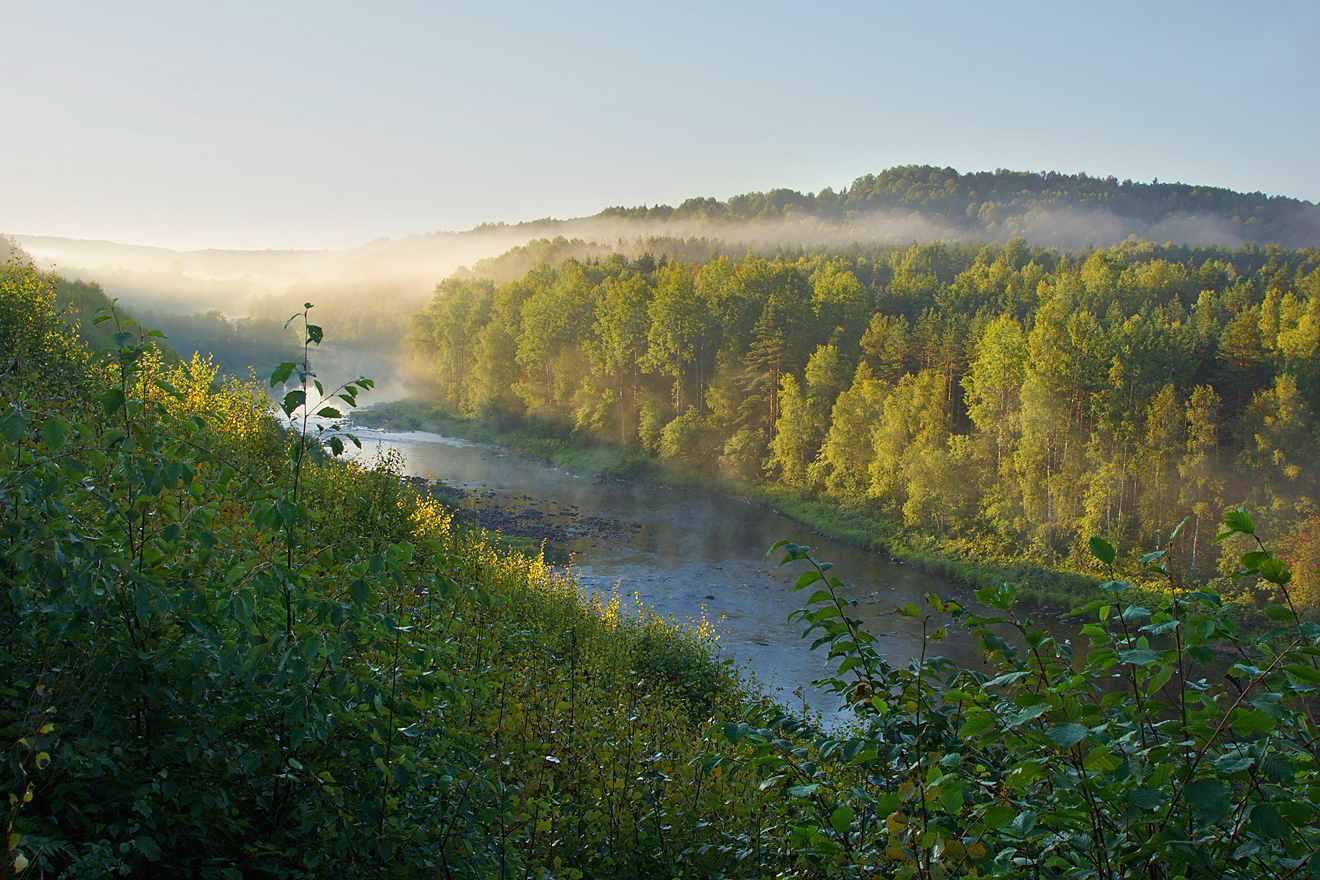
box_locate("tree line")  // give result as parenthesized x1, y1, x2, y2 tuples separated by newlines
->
(409, 238, 1320, 606)
(597, 165, 1320, 248)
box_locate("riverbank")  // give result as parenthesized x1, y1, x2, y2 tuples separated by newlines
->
(354, 400, 1109, 613)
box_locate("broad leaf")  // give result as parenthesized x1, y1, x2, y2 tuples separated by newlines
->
(269, 361, 296, 387)
(1183, 777, 1230, 823)
(101, 387, 125, 416)
(1089, 536, 1116, 565)
(1045, 723, 1088, 749)
(281, 390, 306, 417)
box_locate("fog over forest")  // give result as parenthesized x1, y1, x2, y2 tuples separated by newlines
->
(8, 166, 1320, 399)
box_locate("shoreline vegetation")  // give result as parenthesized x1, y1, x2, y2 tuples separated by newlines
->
(352, 399, 1123, 613)
(402, 235, 1320, 627)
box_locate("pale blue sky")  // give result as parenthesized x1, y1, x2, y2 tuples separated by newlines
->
(4, 0, 1317, 250)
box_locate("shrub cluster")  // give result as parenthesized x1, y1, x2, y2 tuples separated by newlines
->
(706, 525, 1320, 878)
(0, 265, 787, 877)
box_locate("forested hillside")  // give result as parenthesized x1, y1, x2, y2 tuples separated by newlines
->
(599, 166, 1320, 249)
(409, 238, 1320, 606)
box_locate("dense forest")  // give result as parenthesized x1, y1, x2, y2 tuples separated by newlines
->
(409, 237, 1320, 607)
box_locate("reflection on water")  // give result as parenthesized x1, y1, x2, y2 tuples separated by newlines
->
(350, 428, 1078, 724)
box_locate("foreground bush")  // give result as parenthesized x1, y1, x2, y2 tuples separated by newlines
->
(0, 273, 786, 877)
(711, 518, 1320, 878)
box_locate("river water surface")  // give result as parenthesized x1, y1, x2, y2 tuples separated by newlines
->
(351, 428, 1077, 723)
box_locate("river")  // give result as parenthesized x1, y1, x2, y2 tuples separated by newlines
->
(348, 427, 1077, 724)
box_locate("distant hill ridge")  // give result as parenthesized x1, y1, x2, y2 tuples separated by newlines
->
(10, 166, 1318, 306)
(597, 165, 1320, 249)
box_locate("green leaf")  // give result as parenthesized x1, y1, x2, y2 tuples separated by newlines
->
(1249, 803, 1290, 840)
(1128, 788, 1165, 810)
(938, 779, 966, 813)
(326, 436, 345, 457)
(306, 323, 324, 345)
(1007, 703, 1051, 727)
(316, 407, 342, 420)
(101, 387, 125, 416)
(803, 589, 835, 607)
(1265, 604, 1297, 622)
(795, 570, 823, 591)
(1283, 663, 1320, 684)
(1213, 750, 1254, 775)
(269, 361, 296, 387)
(41, 417, 68, 452)
(1226, 709, 1276, 735)
(1139, 549, 1167, 570)
(348, 579, 370, 605)
(1009, 810, 1037, 837)
(1089, 537, 1116, 565)
(1118, 648, 1162, 666)
(960, 710, 998, 737)
(1084, 745, 1119, 773)
(1045, 723, 1088, 749)
(1258, 556, 1292, 586)
(1241, 550, 1271, 570)
(829, 805, 855, 833)
(152, 378, 183, 400)
(1, 409, 27, 443)
(282, 390, 306, 417)
(1183, 777, 1230, 823)
(981, 804, 1017, 830)
(132, 835, 162, 861)
(1222, 508, 1255, 535)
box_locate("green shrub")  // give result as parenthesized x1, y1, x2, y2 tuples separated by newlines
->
(712, 516, 1320, 878)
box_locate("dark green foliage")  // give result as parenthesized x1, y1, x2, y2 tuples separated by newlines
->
(703, 518, 1320, 877)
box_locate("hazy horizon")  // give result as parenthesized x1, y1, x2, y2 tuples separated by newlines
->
(16, 185, 1318, 325)
(5, 1, 1317, 252)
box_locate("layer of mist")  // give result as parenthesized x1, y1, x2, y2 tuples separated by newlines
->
(9, 173, 1318, 404)
(15, 202, 1308, 317)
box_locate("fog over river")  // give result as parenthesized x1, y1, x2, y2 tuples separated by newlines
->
(350, 428, 1080, 724)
